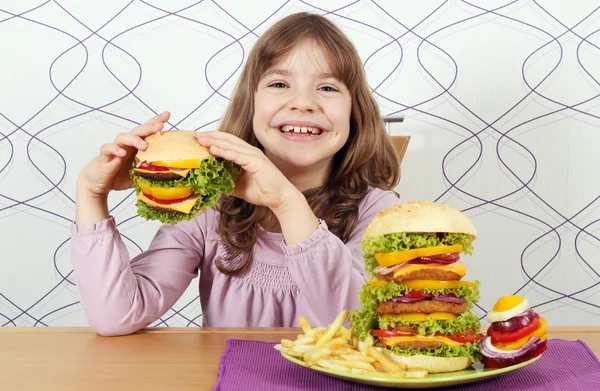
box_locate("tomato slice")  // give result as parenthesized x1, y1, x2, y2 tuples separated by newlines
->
(138, 163, 170, 171)
(371, 329, 413, 338)
(488, 314, 540, 343)
(447, 333, 484, 344)
(403, 291, 434, 300)
(143, 193, 192, 205)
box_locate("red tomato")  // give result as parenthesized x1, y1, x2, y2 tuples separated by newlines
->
(403, 291, 434, 299)
(143, 193, 191, 205)
(138, 163, 170, 171)
(447, 333, 484, 344)
(371, 329, 413, 338)
(487, 314, 540, 343)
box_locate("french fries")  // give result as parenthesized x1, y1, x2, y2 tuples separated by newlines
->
(274, 310, 428, 379)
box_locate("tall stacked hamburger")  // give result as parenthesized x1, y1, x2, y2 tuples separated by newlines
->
(350, 200, 483, 373)
(130, 130, 238, 224)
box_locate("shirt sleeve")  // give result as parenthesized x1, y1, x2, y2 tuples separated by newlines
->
(281, 189, 401, 327)
(69, 216, 204, 336)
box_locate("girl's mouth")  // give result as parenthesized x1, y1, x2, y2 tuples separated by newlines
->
(279, 125, 323, 136)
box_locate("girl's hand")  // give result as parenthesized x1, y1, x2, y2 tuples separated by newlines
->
(194, 131, 296, 212)
(77, 112, 170, 198)
(196, 131, 320, 244)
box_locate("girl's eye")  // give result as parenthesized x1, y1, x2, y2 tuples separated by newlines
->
(269, 82, 287, 88)
(319, 86, 338, 92)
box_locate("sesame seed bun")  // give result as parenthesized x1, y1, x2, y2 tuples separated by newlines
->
(363, 200, 477, 240)
(135, 130, 213, 162)
(383, 351, 473, 373)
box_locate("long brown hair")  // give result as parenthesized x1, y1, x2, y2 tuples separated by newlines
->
(216, 12, 400, 274)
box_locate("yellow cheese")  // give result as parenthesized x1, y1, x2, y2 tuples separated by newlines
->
(138, 182, 194, 200)
(375, 245, 463, 267)
(392, 261, 466, 279)
(382, 313, 458, 322)
(367, 280, 388, 289)
(152, 159, 202, 169)
(382, 335, 463, 346)
(134, 168, 191, 178)
(367, 280, 478, 290)
(138, 192, 200, 214)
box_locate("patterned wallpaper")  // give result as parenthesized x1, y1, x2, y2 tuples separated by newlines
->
(1, 1, 599, 328)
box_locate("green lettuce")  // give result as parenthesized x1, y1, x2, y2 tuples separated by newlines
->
(349, 309, 481, 341)
(386, 342, 482, 363)
(131, 157, 238, 225)
(361, 232, 474, 275)
(133, 198, 207, 225)
(357, 281, 480, 312)
(350, 280, 481, 341)
(349, 309, 379, 341)
(378, 311, 480, 336)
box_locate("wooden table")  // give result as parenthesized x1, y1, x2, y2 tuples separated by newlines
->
(1, 327, 598, 391)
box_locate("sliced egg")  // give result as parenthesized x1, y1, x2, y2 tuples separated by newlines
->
(486, 295, 530, 323)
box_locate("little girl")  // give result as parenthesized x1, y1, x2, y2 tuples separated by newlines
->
(71, 12, 402, 336)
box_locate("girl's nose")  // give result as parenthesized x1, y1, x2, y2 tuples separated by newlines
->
(287, 89, 317, 112)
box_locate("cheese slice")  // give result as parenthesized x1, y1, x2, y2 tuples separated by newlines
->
(367, 280, 478, 290)
(367, 280, 388, 289)
(375, 245, 463, 267)
(138, 192, 200, 214)
(392, 261, 466, 279)
(152, 159, 202, 169)
(382, 312, 458, 322)
(134, 168, 191, 178)
(382, 335, 463, 346)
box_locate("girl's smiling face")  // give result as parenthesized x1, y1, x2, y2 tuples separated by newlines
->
(253, 39, 352, 177)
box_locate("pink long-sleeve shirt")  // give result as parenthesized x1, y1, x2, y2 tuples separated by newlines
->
(69, 187, 400, 336)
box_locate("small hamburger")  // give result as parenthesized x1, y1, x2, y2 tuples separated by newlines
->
(479, 295, 547, 368)
(130, 130, 238, 224)
(350, 200, 483, 373)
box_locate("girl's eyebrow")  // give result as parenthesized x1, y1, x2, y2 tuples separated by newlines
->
(262, 69, 339, 80)
(262, 69, 290, 78)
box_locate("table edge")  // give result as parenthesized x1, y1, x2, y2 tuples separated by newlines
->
(1, 326, 599, 334)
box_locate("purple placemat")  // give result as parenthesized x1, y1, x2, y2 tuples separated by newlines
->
(212, 339, 600, 391)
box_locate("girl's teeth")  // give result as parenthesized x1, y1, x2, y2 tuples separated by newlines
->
(280, 125, 322, 135)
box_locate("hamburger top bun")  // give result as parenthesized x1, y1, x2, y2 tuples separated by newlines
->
(363, 200, 477, 240)
(135, 130, 212, 162)
(381, 350, 473, 374)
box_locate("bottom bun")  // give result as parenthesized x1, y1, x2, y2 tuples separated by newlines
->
(380, 350, 472, 373)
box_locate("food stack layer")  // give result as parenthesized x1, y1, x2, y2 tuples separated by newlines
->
(350, 200, 483, 373)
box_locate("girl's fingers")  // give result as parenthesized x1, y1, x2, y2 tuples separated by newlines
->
(208, 145, 254, 169)
(196, 131, 256, 151)
(130, 111, 170, 138)
(100, 143, 127, 157)
(142, 111, 170, 126)
(131, 118, 166, 138)
(208, 145, 264, 175)
(113, 132, 148, 150)
(196, 133, 258, 156)
(98, 143, 128, 164)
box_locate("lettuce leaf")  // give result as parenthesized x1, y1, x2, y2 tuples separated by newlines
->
(349, 309, 481, 341)
(378, 311, 481, 336)
(350, 281, 481, 341)
(361, 233, 474, 275)
(133, 197, 206, 225)
(131, 157, 238, 224)
(357, 281, 480, 313)
(349, 309, 379, 341)
(385, 341, 482, 363)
